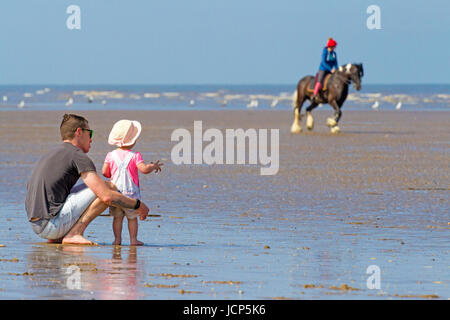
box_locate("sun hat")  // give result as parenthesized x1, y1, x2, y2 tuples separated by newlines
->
(327, 37, 337, 48)
(108, 120, 142, 147)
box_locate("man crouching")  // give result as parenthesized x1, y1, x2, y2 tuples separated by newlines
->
(25, 114, 149, 245)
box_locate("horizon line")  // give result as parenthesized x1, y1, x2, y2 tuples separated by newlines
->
(0, 83, 449, 87)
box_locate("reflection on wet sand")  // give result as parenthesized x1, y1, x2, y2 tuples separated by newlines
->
(96, 246, 142, 299)
(25, 244, 144, 299)
(1, 109, 448, 299)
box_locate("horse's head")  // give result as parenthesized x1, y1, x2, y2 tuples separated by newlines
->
(339, 63, 364, 91)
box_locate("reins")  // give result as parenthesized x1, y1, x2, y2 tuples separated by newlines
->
(332, 72, 352, 85)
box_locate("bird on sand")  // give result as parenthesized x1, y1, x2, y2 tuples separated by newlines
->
(371, 101, 379, 110)
(247, 99, 258, 108)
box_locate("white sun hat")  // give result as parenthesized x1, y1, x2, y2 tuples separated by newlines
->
(108, 120, 142, 147)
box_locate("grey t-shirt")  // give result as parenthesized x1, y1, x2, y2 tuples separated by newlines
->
(25, 142, 97, 234)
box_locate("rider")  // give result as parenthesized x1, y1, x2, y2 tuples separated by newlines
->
(313, 37, 338, 101)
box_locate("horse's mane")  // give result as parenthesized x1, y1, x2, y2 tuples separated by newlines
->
(337, 63, 353, 74)
(336, 63, 364, 78)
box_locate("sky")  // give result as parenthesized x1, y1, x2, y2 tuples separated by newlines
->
(0, 0, 448, 85)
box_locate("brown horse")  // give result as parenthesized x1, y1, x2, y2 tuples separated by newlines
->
(291, 63, 364, 134)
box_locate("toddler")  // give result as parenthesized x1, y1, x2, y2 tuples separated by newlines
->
(102, 120, 163, 245)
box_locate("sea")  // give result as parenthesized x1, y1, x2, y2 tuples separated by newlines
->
(0, 84, 449, 111)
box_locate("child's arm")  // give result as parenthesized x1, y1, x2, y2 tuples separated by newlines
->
(102, 162, 111, 178)
(137, 160, 163, 175)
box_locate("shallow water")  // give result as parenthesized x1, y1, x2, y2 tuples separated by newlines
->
(0, 84, 449, 111)
(0, 109, 448, 299)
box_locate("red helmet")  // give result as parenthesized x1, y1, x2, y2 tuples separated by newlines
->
(327, 38, 337, 48)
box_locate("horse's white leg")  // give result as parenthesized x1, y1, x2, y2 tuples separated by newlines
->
(291, 107, 302, 133)
(326, 117, 337, 127)
(306, 112, 314, 130)
(328, 115, 340, 133)
(330, 125, 340, 134)
(328, 101, 342, 133)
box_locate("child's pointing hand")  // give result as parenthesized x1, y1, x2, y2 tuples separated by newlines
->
(151, 160, 164, 173)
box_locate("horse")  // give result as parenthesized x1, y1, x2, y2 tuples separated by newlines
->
(290, 63, 364, 134)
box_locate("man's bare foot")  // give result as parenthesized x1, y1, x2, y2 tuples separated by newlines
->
(62, 235, 97, 245)
(130, 240, 144, 246)
(113, 238, 122, 246)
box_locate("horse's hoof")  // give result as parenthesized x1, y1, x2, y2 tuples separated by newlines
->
(330, 126, 340, 134)
(306, 113, 314, 130)
(326, 118, 337, 127)
(291, 123, 302, 134)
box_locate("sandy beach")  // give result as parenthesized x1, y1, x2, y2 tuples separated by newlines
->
(0, 109, 448, 299)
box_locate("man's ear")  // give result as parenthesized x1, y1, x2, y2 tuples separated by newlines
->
(74, 127, 82, 137)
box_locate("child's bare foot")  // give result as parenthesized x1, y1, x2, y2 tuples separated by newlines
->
(113, 238, 122, 246)
(130, 240, 144, 246)
(62, 235, 97, 245)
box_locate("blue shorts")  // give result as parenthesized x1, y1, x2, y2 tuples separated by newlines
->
(37, 184, 97, 240)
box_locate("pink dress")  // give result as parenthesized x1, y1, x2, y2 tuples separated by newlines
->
(104, 149, 144, 198)
(105, 149, 144, 219)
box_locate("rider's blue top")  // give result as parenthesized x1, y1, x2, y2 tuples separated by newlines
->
(319, 47, 338, 72)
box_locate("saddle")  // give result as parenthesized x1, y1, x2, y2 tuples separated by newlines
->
(307, 73, 332, 92)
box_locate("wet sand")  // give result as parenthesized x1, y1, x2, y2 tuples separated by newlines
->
(0, 109, 448, 299)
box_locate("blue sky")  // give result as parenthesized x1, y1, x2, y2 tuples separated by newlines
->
(0, 0, 448, 84)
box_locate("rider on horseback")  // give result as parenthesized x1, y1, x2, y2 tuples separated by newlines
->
(313, 37, 338, 102)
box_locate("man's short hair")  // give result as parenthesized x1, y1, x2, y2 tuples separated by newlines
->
(60, 114, 89, 140)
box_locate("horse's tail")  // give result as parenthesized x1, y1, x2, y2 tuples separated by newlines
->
(291, 89, 298, 109)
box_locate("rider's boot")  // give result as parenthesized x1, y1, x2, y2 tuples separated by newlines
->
(312, 82, 322, 103)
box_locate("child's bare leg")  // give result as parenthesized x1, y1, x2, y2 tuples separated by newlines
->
(127, 218, 143, 246)
(113, 215, 124, 245)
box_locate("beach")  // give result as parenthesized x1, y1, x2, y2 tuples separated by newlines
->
(0, 109, 448, 299)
